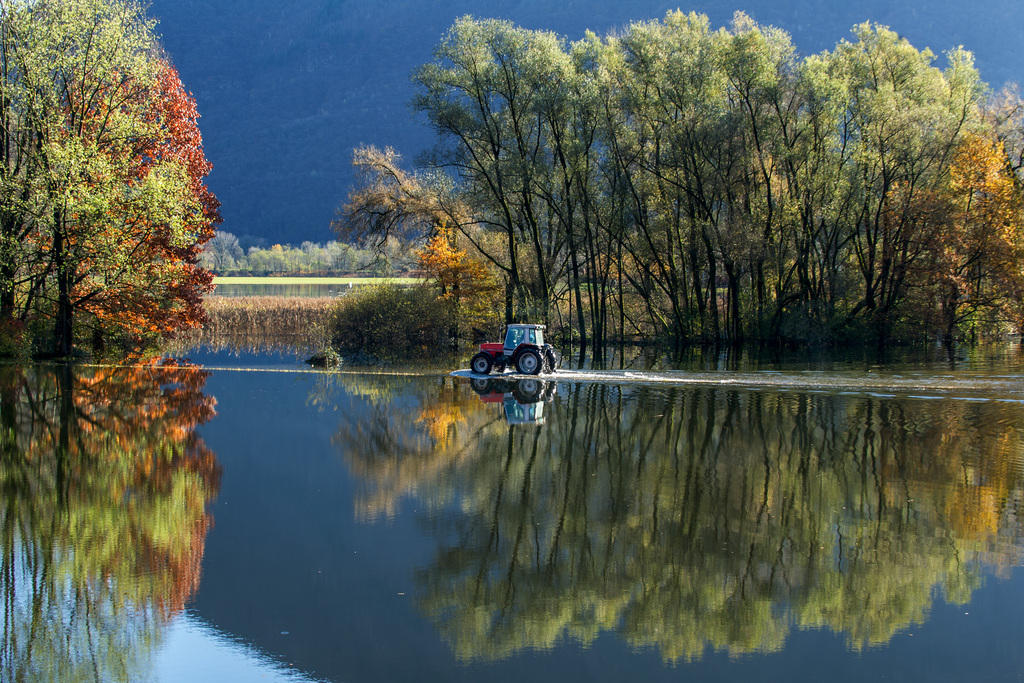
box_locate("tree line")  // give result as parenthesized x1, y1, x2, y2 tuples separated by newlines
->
(0, 0, 219, 357)
(344, 12, 1024, 354)
(199, 230, 418, 276)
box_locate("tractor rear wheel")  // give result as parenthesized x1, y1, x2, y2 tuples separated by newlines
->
(471, 352, 493, 375)
(515, 349, 542, 375)
(513, 379, 542, 403)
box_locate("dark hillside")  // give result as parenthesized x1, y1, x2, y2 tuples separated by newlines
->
(149, 0, 1024, 243)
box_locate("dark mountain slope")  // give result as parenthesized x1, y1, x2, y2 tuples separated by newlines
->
(149, 0, 1024, 243)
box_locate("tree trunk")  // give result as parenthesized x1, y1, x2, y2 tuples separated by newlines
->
(567, 232, 587, 359)
(726, 265, 743, 343)
(504, 278, 514, 326)
(0, 259, 14, 323)
(53, 212, 73, 357)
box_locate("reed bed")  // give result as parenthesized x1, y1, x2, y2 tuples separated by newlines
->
(173, 296, 336, 353)
(202, 296, 335, 335)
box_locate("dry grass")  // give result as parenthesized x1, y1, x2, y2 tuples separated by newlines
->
(172, 296, 336, 353)
(201, 296, 335, 334)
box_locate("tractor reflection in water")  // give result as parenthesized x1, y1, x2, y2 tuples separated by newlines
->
(469, 377, 557, 425)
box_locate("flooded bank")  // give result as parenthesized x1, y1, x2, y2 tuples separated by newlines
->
(3, 347, 1024, 681)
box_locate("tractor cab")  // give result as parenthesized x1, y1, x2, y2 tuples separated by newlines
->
(502, 396, 545, 425)
(504, 324, 544, 353)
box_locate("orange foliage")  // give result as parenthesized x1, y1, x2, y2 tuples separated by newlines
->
(417, 229, 500, 334)
(69, 62, 220, 344)
(918, 133, 1024, 336)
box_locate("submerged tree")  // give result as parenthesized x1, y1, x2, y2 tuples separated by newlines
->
(341, 12, 1024, 348)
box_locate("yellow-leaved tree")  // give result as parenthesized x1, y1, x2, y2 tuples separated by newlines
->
(417, 227, 500, 342)
(928, 133, 1024, 341)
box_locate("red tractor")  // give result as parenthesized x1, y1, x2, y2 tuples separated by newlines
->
(470, 324, 560, 376)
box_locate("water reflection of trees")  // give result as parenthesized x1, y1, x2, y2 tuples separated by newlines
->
(0, 363, 220, 681)
(334, 376, 1024, 662)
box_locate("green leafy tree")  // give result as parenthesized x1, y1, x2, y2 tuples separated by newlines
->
(0, 0, 219, 356)
(345, 13, 1023, 349)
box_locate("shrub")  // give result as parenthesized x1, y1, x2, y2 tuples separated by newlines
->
(0, 319, 28, 360)
(330, 285, 450, 357)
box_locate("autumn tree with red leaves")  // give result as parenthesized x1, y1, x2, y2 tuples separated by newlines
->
(0, 0, 220, 356)
(74, 61, 221, 344)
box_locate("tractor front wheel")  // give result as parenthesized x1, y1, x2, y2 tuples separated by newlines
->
(544, 348, 559, 374)
(471, 352, 493, 375)
(515, 349, 542, 375)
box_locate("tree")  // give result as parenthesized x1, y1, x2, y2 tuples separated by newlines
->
(417, 229, 500, 341)
(340, 146, 451, 243)
(0, 0, 219, 356)
(201, 230, 244, 270)
(67, 61, 219, 345)
(924, 133, 1024, 340)
(413, 19, 571, 323)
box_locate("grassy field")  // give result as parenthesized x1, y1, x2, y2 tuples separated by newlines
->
(212, 276, 423, 285)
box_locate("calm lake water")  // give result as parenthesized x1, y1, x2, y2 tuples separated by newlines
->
(210, 281, 416, 298)
(212, 282, 355, 297)
(3, 347, 1024, 681)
